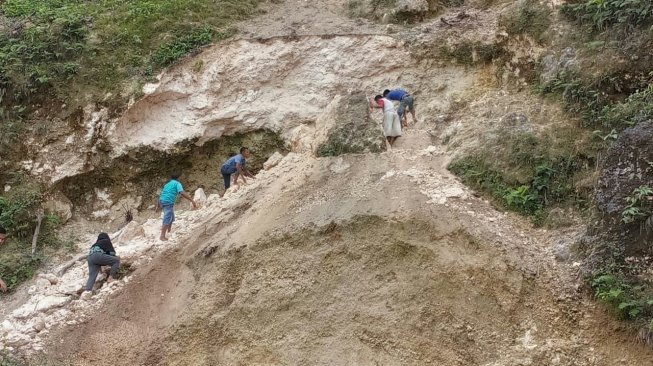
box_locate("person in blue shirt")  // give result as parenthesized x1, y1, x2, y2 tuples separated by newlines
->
(221, 147, 255, 191)
(158, 173, 197, 241)
(383, 88, 417, 127)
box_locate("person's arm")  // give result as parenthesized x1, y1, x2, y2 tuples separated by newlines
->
(0, 278, 7, 292)
(235, 162, 247, 184)
(180, 191, 198, 209)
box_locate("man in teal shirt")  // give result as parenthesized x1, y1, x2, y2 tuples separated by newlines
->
(159, 173, 197, 241)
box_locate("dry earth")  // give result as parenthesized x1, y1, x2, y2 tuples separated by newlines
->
(1, 0, 652, 365)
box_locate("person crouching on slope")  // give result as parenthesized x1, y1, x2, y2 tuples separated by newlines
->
(220, 147, 255, 191)
(383, 88, 417, 127)
(85, 232, 120, 292)
(370, 94, 402, 147)
(159, 173, 197, 241)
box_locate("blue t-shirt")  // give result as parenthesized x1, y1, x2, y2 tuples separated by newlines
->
(221, 154, 246, 175)
(160, 179, 184, 205)
(386, 89, 408, 101)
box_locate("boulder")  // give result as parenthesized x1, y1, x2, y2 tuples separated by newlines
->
(590, 121, 653, 255)
(288, 124, 315, 153)
(395, 0, 429, 14)
(39, 273, 59, 285)
(540, 47, 579, 84)
(193, 188, 207, 207)
(313, 92, 387, 157)
(263, 152, 284, 170)
(116, 220, 145, 244)
(35, 296, 71, 313)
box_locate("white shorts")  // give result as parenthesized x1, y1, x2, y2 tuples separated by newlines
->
(383, 111, 402, 137)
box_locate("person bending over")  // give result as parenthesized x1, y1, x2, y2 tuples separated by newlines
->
(220, 147, 255, 191)
(85, 232, 120, 292)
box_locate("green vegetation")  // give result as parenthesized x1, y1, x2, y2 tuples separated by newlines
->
(561, 0, 653, 31)
(0, 175, 61, 291)
(621, 186, 653, 224)
(0, 0, 260, 99)
(449, 131, 589, 225)
(592, 274, 653, 323)
(499, 0, 551, 43)
(549, 0, 653, 340)
(0, 0, 261, 289)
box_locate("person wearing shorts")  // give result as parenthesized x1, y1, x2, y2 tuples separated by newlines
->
(158, 173, 197, 241)
(383, 88, 417, 126)
(371, 94, 402, 147)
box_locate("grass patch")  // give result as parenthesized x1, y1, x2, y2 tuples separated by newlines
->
(499, 0, 551, 43)
(561, 0, 653, 32)
(539, 71, 653, 138)
(0, 0, 261, 109)
(449, 131, 592, 225)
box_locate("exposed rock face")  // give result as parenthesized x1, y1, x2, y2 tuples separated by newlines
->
(314, 92, 387, 156)
(395, 0, 429, 16)
(593, 121, 653, 254)
(44, 192, 73, 223)
(540, 47, 578, 84)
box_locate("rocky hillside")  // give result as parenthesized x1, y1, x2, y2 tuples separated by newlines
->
(1, 0, 653, 364)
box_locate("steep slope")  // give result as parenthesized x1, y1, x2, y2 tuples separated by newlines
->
(2, 0, 653, 365)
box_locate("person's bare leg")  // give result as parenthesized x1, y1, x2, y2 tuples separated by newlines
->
(410, 107, 417, 124)
(160, 225, 170, 241)
(167, 222, 172, 234)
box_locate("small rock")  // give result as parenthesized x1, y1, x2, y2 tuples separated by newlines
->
(40, 273, 59, 285)
(35, 278, 50, 289)
(32, 319, 46, 333)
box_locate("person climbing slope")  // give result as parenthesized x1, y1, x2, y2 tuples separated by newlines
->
(383, 88, 417, 127)
(220, 147, 255, 191)
(84, 232, 120, 293)
(159, 173, 197, 241)
(370, 94, 402, 147)
(0, 226, 8, 292)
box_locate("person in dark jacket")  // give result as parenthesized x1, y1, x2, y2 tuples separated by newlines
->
(84, 233, 120, 292)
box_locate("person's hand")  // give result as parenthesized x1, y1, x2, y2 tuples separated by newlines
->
(155, 201, 162, 213)
(0, 278, 7, 293)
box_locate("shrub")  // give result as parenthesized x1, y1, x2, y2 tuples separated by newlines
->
(500, 0, 551, 43)
(561, 0, 653, 31)
(0, 176, 61, 291)
(448, 134, 588, 224)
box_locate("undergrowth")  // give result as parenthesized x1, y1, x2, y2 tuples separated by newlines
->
(449, 131, 590, 226)
(0, 175, 61, 291)
(561, 0, 653, 31)
(551, 0, 653, 340)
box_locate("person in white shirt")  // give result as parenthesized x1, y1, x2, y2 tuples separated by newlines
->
(370, 94, 402, 147)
